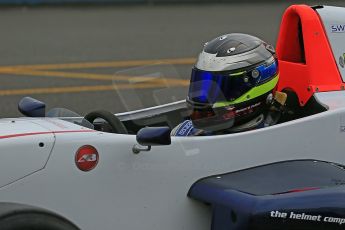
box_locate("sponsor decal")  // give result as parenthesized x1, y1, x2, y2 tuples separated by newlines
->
(340, 126, 345, 132)
(270, 210, 345, 225)
(75, 145, 99, 172)
(235, 102, 261, 116)
(331, 24, 345, 33)
(340, 55, 345, 68)
(332, 178, 345, 185)
(176, 120, 194, 136)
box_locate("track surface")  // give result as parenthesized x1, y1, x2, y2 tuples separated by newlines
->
(1, 1, 344, 117)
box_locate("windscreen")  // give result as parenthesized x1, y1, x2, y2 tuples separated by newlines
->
(112, 63, 190, 112)
(47, 108, 94, 129)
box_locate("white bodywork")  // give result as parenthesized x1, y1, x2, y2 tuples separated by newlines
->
(0, 91, 344, 230)
(317, 6, 345, 81)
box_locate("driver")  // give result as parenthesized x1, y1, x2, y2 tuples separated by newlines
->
(171, 33, 287, 136)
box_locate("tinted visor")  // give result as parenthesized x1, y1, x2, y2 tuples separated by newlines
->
(188, 61, 277, 104)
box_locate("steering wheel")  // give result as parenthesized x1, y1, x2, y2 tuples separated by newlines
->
(84, 110, 128, 134)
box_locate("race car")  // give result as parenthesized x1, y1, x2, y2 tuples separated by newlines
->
(1, 4, 345, 230)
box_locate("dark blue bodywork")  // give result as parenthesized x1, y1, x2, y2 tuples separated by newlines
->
(188, 160, 345, 230)
(18, 97, 46, 117)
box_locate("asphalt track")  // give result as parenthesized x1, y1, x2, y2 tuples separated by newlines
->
(1, 1, 345, 118)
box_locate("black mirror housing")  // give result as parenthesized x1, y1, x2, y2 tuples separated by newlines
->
(136, 127, 171, 146)
(18, 97, 46, 117)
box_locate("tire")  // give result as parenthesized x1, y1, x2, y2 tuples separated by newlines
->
(0, 203, 79, 230)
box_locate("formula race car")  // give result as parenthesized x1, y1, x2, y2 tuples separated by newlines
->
(1, 4, 345, 230)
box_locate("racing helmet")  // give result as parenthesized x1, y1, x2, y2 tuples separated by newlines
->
(187, 33, 279, 132)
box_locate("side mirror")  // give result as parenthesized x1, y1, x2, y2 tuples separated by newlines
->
(18, 97, 46, 117)
(132, 127, 171, 154)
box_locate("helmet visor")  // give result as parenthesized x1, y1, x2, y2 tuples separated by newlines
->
(188, 61, 277, 104)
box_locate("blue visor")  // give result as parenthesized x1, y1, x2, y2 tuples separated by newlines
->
(188, 61, 277, 104)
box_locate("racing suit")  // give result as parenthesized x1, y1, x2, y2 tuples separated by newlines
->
(171, 92, 287, 136)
